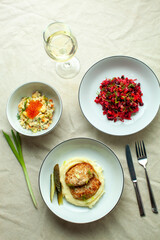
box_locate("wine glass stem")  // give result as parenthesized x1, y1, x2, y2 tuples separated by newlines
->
(63, 62, 71, 69)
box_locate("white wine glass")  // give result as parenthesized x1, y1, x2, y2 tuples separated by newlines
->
(43, 22, 80, 79)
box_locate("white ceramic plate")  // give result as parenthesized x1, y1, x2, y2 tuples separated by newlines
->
(7, 82, 62, 137)
(39, 138, 124, 224)
(79, 56, 160, 136)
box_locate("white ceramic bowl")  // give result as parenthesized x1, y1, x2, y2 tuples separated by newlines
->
(7, 82, 62, 137)
(39, 138, 124, 223)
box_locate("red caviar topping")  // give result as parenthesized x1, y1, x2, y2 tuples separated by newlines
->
(26, 100, 43, 119)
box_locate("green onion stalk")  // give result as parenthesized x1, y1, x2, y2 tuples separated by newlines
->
(2, 130, 38, 209)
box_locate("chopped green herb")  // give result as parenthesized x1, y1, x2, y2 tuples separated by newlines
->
(22, 100, 27, 111)
(17, 113, 20, 120)
(87, 170, 92, 175)
(82, 195, 87, 201)
(67, 183, 74, 188)
(128, 84, 135, 88)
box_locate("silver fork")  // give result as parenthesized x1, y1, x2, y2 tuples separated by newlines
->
(135, 141, 158, 214)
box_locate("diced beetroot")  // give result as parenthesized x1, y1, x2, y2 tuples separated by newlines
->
(94, 76, 144, 122)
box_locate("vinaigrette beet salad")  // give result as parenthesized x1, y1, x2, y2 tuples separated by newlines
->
(94, 76, 144, 122)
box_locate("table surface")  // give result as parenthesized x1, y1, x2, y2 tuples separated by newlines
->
(0, 0, 160, 240)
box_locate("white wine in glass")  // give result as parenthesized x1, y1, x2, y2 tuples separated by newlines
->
(43, 22, 80, 79)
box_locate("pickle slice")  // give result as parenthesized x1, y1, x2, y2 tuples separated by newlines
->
(50, 173, 55, 202)
(54, 164, 63, 205)
(57, 191, 63, 205)
(54, 164, 61, 192)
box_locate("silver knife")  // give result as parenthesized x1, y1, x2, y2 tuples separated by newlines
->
(125, 144, 145, 217)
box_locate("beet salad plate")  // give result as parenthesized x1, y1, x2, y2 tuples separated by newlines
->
(79, 56, 160, 136)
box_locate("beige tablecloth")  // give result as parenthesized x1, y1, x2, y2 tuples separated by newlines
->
(0, 0, 160, 239)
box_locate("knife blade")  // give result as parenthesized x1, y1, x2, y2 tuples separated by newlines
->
(125, 144, 145, 217)
(126, 144, 137, 181)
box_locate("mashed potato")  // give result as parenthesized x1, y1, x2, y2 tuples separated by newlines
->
(60, 157, 105, 208)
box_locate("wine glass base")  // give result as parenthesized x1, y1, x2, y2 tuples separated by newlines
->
(55, 57, 80, 79)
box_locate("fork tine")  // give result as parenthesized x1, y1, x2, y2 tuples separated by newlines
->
(137, 141, 141, 156)
(135, 140, 147, 158)
(137, 141, 142, 157)
(135, 142, 139, 157)
(142, 140, 147, 157)
(139, 141, 144, 156)
(139, 140, 145, 157)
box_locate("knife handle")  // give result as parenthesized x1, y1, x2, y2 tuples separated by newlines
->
(133, 181, 145, 217)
